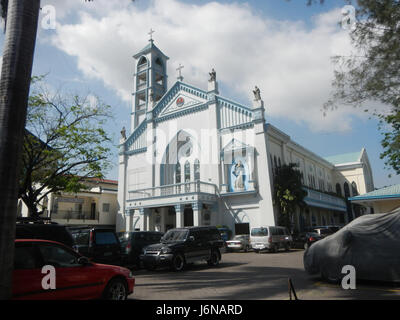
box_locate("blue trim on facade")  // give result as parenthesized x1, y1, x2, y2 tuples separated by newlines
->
(304, 197, 347, 212)
(349, 194, 400, 201)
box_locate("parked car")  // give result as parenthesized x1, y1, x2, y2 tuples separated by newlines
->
(291, 232, 323, 250)
(117, 231, 163, 267)
(304, 210, 400, 283)
(141, 226, 224, 271)
(225, 234, 250, 252)
(217, 227, 230, 242)
(308, 225, 340, 238)
(12, 239, 134, 300)
(69, 227, 121, 265)
(250, 226, 292, 253)
(16, 220, 77, 251)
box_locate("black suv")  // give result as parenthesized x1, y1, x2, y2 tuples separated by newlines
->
(69, 227, 121, 265)
(141, 226, 224, 271)
(16, 219, 76, 250)
(117, 231, 163, 268)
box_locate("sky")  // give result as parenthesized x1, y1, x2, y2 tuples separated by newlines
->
(1, 0, 398, 189)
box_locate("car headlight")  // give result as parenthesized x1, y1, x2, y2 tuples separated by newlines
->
(160, 247, 172, 254)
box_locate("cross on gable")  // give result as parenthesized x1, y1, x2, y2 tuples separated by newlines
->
(148, 28, 155, 41)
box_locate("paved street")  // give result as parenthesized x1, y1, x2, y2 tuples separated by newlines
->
(129, 249, 400, 300)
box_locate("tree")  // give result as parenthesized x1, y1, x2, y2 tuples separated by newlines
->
(319, 1, 400, 175)
(19, 78, 114, 218)
(273, 163, 307, 233)
(0, 0, 40, 300)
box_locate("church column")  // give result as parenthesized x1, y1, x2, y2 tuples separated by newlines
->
(192, 202, 202, 226)
(139, 208, 151, 231)
(117, 135, 128, 233)
(252, 87, 276, 226)
(175, 204, 184, 228)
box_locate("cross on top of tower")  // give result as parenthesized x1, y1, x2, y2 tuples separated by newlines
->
(176, 63, 184, 81)
(148, 28, 155, 42)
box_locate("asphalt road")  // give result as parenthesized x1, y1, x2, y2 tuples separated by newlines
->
(129, 249, 400, 300)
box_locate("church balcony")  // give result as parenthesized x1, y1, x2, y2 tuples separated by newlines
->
(303, 187, 347, 212)
(127, 181, 218, 209)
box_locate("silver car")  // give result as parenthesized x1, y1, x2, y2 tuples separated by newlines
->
(226, 234, 250, 252)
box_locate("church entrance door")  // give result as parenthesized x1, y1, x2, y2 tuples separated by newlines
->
(184, 206, 193, 227)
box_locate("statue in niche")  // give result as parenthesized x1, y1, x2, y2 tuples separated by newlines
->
(233, 160, 245, 191)
(209, 68, 216, 82)
(253, 86, 261, 101)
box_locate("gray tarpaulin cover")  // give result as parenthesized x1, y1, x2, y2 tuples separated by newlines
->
(304, 208, 400, 282)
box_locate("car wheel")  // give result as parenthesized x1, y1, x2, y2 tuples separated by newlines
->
(207, 250, 220, 267)
(269, 245, 277, 253)
(103, 278, 128, 300)
(171, 253, 186, 271)
(285, 244, 290, 252)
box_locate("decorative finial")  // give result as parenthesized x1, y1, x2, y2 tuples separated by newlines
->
(148, 28, 155, 42)
(209, 68, 216, 82)
(176, 63, 184, 81)
(253, 86, 261, 101)
(120, 126, 126, 140)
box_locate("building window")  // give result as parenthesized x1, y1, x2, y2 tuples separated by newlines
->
(351, 182, 358, 196)
(336, 183, 342, 196)
(344, 182, 350, 198)
(102, 203, 110, 213)
(194, 159, 200, 181)
(175, 162, 181, 184)
(184, 161, 190, 182)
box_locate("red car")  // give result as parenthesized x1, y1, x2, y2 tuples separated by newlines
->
(12, 239, 135, 300)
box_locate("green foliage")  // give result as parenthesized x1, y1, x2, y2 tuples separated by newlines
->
(19, 77, 114, 217)
(273, 163, 307, 232)
(323, 0, 400, 175)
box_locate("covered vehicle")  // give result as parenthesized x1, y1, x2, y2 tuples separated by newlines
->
(304, 209, 400, 282)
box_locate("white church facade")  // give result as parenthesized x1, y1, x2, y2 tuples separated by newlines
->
(116, 38, 375, 235)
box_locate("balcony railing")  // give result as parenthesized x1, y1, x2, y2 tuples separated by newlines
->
(128, 181, 217, 201)
(51, 210, 100, 221)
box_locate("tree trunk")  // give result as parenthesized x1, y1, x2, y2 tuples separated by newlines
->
(0, 0, 40, 299)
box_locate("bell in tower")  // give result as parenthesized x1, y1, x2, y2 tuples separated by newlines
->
(131, 29, 169, 130)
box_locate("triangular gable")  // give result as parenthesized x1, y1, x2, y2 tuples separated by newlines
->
(221, 138, 253, 153)
(152, 81, 209, 122)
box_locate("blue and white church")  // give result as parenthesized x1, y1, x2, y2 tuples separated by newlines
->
(116, 37, 375, 234)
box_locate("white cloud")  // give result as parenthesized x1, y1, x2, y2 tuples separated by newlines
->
(50, 0, 368, 132)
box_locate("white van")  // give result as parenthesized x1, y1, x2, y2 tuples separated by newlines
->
(250, 226, 292, 253)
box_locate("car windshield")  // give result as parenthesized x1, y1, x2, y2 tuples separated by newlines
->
(234, 235, 246, 240)
(161, 230, 188, 242)
(251, 228, 268, 236)
(318, 229, 332, 235)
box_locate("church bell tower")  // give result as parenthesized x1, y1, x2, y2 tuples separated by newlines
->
(131, 30, 169, 130)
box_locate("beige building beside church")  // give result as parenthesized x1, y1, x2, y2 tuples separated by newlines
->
(18, 178, 118, 228)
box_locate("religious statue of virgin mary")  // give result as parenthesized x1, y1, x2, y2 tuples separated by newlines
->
(233, 160, 245, 191)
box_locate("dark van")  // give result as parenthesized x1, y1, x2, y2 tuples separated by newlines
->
(117, 231, 163, 267)
(69, 227, 121, 265)
(16, 221, 76, 250)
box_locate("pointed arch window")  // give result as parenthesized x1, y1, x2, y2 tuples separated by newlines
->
(336, 183, 342, 196)
(344, 182, 350, 198)
(175, 162, 181, 184)
(194, 159, 200, 181)
(351, 182, 358, 196)
(184, 161, 190, 182)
